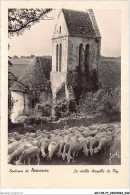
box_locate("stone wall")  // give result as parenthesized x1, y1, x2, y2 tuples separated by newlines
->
(11, 91, 25, 123)
(39, 91, 52, 105)
(52, 9, 68, 72)
(11, 90, 52, 123)
(53, 10, 69, 39)
(24, 93, 31, 113)
(40, 114, 120, 130)
(68, 36, 101, 72)
(50, 72, 68, 102)
(52, 37, 68, 72)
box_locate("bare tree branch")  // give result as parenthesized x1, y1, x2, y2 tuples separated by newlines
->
(8, 8, 53, 36)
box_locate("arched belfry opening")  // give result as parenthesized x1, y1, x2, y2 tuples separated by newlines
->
(59, 26, 61, 33)
(79, 43, 84, 72)
(56, 44, 58, 71)
(85, 44, 90, 73)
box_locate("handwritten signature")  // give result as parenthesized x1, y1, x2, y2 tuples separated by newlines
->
(109, 151, 120, 165)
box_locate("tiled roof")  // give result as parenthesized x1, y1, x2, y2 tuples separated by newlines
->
(10, 57, 52, 93)
(62, 9, 101, 38)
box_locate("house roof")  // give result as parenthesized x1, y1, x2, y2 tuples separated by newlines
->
(10, 57, 52, 93)
(62, 9, 101, 38)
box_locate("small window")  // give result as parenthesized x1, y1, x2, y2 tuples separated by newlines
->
(59, 26, 61, 33)
(56, 44, 58, 71)
(59, 43, 62, 72)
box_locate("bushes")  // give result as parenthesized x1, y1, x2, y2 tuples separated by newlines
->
(78, 88, 121, 119)
(54, 98, 77, 119)
(34, 103, 51, 117)
(23, 115, 52, 131)
(67, 67, 100, 103)
(23, 103, 52, 118)
(13, 88, 120, 128)
(52, 87, 120, 122)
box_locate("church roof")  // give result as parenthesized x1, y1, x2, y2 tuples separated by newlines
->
(10, 57, 52, 93)
(62, 9, 101, 38)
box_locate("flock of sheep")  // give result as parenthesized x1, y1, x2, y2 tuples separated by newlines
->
(8, 123, 121, 165)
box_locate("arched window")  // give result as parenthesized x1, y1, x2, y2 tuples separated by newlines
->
(59, 26, 61, 33)
(79, 43, 84, 71)
(56, 44, 58, 71)
(59, 43, 62, 72)
(85, 44, 89, 73)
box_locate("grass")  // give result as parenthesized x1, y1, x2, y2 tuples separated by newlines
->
(9, 58, 33, 79)
(11, 58, 33, 65)
(99, 56, 121, 89)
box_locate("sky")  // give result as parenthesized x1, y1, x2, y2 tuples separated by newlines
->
(8, 9, 121, 57)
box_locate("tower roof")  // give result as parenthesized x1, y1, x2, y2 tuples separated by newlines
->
(62, 9, 101, 38)
(10, 57, 52, 93)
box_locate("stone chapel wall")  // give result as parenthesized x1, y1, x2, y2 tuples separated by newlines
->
(67, 36, 101, 72)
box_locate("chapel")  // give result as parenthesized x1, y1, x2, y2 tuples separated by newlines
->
(51, 9, 101, 102)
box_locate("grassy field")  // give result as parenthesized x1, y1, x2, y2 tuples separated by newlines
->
(99, 56, 121, 89)
(9, 58, 33, 79)
(11, 58, 33, 65)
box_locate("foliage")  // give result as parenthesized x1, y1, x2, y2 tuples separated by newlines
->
(99, 58, 121, 89)
(22, 103, 52, 118)
(8, 9, 52, 37)
(23, 115, 51, 131)
(24, 116, 36, 125)
(35, 57, 52, 81)
(67, 67, 100, 103)
(34, 103, 52, 117)
(54, 98, 77, 119)
(13, 55, 19, 58)
(78, 88, 121, 117)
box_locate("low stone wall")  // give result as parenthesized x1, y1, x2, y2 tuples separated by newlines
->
(41, 114, 120, 130)
(9, 114, 120, 133)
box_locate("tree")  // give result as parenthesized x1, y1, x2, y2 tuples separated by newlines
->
(30, 55, 35, 58)
(13, 55, 18, 58)
(8, 8, 52, 37)
(8, 8, 53, 124)
(8, 8, 53, 88)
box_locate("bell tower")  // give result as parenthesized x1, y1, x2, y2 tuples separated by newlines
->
(51, 9, 69, 103)
(51, 9, 101, 106)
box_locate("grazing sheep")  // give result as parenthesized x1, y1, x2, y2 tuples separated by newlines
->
(62, 142, 71, 160)
(8, 145, 29, 163)
(8, 123, 119, 165)
(82, 137, 90, 156)
(40, 139, 49, 158)
(8, 141, 20, 155)
(57, 139, 65, 158)
(94, 136, 113, 154)
(48, 141, 59, 160)
(67, 140, 83, 163)
(13, 134, 23, 141)
(89, 137, 100, 156)
(15, 146, 40, 165)
(88, 130, 99, 137)
(30, 140, 41, 148)
(110, 136, 121, 154)
(29, 133, 36, 138)
(97, 124, 109, 132)
(8, 137, 17, 144)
